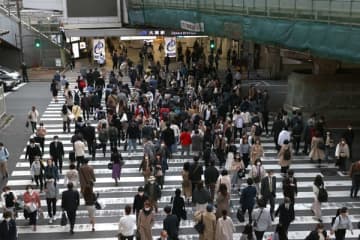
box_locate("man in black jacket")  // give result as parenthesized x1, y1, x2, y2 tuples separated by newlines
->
(144, 176, 161, 213)
(204, 161, 219, 203)
(0, 211, 17, 240)
(161, 123, 175, 157)
(61, 182, 80, 234)
(25, 138, 42, 168)
(133, 186, 147, 219)
(240, 178, 257, 223)
(49, 135, 64, 173)
(275, 197, 295, 232)
(261, 170, 276, 219)
(163, 206, 179, 240)
(81, 122, 96, 160)
(189, 156, 203, 194)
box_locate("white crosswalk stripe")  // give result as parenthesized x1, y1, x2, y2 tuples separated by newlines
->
(2, 76, 358, 240)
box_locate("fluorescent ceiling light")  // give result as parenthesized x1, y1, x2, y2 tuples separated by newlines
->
(120, 36, 157, 40)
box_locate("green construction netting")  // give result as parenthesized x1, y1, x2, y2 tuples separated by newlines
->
(129, 8, 360, 63)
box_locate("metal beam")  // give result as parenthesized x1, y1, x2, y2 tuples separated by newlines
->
(63, 27, 141, 37)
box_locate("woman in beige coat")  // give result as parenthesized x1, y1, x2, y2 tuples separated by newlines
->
(309, 132, 325, 167)
(182, 162, 192, 202)
(194, 205, 216, 240)
(215, 184, 230, 219)
(278, 139, 292, 175)
(137, 200, 155, 240)
(250, 139, 264, 165)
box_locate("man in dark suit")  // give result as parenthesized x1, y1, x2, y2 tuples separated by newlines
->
(0, 211, 17, 240)
(49, 135, 64, 173)
(189, 156, 203, 194)
(240, 178, 257, 223)
(275, 197, 295, 232)
(161, 123, 175, 157)
(261, 170, 276, 219)
(163, 206, 179, 240)
(204, 161, 219, 203)
(282, 169, 298, 204)
(81, 122, 96, 160)
(61, 182, 80, 234)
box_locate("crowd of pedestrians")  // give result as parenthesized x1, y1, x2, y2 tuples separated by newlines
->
(0, 39, 358, 240)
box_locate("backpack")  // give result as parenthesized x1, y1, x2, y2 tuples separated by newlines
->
(283, 148, 291, 161)
(74, 91, 80, 105)
(317, 185, 328, 202)
(5, 192, 15, 207)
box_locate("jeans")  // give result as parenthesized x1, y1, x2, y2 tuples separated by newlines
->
(46, 198, 57, 218)
(128, 139, 137, 153)
(351, 175, 360, 197)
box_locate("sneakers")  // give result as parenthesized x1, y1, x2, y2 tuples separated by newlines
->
(49, 218, 53, 224)
(53, 216, 56, 221)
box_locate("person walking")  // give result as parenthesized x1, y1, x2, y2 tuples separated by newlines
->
(180, 128, 192, 156)
(330, 207, 353, 240)
(27, 106, 39, 133)
(139, 155, 152, 184)
(137, 200, 155, 240)
(64, 163, 79, 188)
(144, 176, 161, 213)
(239, 136, 251, 169)
(111, 148, 123, 186)
(45, 179, 58, 224)
(182, 162, 192, 203)
(240, 224, 256, 240)
(260, 170, 276, 219)
(215, 169, 231, 196)
(61, 104, 71, 133)
(50, 79, 59, 103)
(335, 138, 350, 174)
(278, 139, 292, 175)
(0, 142, 9, 180)
(171, 189, 186, 224)
(189, 156, 203, 194)
(30, 157, 44, 192)
(21, 62, 29, 82)
(163, 205, 179, 240)
(230, 155, 245, 191)
(250, 139, 264, 165)
(74, 137, 86, 170)
(342, 125, 354, 159)
(282, 169, 298, 204)
(192, 181, 211, 211)
(49, 136, 64, 173)
(23, 185, 41, 231)
(44, 158, 60, 185)
(194, 204, 216, 240)
(252, 199, 272, 240)
(98, 123, 109, 157)
(118, 205, 137, 240)
(82, 122, 96, 160)
(79, 159, 96, 194)
(240, 178, 257, 223)
(1, 186, 17, 218)
(311, 175, 325, 222)
(133, 187, 146, 219)
(309, 131, 326, 168)
(215, 209, 235, 240)
(204, 161, 219, 203)
(275, 197, 294, 233)
(215, 184, 230, 219)
(83, 184, 97, 231)
(349, 159, 360, 198)
(250, 159, 266, 194)
(61, 182, 80, 234)
(0, 211, 17, 240)
(305, 223, 328, 240)
(272, 224, 288, 240)
(25, 138, 42, 168)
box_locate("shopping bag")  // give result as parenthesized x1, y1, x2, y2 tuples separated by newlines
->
(60, 212, 67, 226)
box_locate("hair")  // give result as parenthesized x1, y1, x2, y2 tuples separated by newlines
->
(283, 139, 289, 145)
(257, 198, 267, 208)
(254, 158, 262, 165)
(340, 207, 348, 213)
(25, 184, 33, 190)
(0, 142, 3, 146)
(221, 169, 228, 176)
(197, 181, 204, 190)
(164, 205, 172, 214)
(314, 175, 323, 187)
(183, 162, 190, 171)
(222, 209, 228, 220)
(247, 178, 254, 185)
(125, 205, 132, 215)
(69, 163, 76, 170)
(175, 188, 181, 196)
(2, 186, 10, 192)
(316, 223, 324, 230)
(219, 183, 228, 196)
(67, 182, 74, 190)
(287, 169, 294, 177)
(193, 155, 200, 162)
(3, 211, 12, 219)
(138, 186, 144, 192)
(206, 204, 213, 212)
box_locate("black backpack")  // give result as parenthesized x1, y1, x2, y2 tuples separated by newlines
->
(283, 148, 291, 161)
(317, 185, 328, 202)
(5, 192, 15, 207)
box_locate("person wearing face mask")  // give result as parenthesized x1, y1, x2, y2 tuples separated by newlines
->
(274, 197, 294, 233)
(349, 159, 360, 198)
(137, 200, 155, 240)
(27, 106, 39, 133)
(49, 136, 64, 173)
(330, 207, 353, 240)
(30, 157, 45, 192)
(250, 159, 266, 195)
(0, 211, 17, 240)
(23, 185, 41, 231)
(44, 159, 60, 185)
(305, 223, 329, 240)
(25, 138, 42, 169)
(335, 138, 350, 174)
(342, 125, 354, 159)
(261, 170, 276, 220)
(133, 187, 147, 219)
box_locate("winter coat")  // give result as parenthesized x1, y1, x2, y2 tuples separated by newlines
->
(309, 137, 325, 160)
(137, 209, 154, 240)
(194, 211, 216, 240)
(278, 144, 292, 167)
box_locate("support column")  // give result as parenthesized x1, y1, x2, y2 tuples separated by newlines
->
(265, 46, 281, 79)
(312, 57, 339, 75)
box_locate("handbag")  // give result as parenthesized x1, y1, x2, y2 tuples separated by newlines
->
(25, 121, 29, 128)
(14, 200, 24, 211)
(25, 202, 37, 213)
(194, 214, 205, 234)
(95, 198, 106, 210)
(107, 162, 113, 170)
(237, 208, 245, 222)
(180, 208, 187, 220)
(60, 211, 68, 226)
(237, 169, 246, 178)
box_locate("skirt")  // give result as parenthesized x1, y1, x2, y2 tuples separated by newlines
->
(112, 163, 121, 179)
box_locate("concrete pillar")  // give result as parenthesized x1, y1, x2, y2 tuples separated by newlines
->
(312, 57, 339, 75)
(265, 46, 281, 78)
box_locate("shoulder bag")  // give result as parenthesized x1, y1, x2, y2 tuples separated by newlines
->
(194, 213, 205, 234)
(253, 209, 263, 228)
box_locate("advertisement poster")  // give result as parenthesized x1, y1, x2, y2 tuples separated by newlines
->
(164, 37, 176, 58)
(93, 39, 105, 61)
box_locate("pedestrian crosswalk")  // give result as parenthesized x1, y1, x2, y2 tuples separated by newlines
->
(1, 75, 359, 240)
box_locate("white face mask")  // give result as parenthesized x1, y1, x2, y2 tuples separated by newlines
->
(54, 139, 59, 142)
(30, 144, 35, 147)
(341, 141, 345, 144)
(5, 217, 11, 222)
(285, 203, 290, 208)
(256, 162, 261, 166)
(139, 192, 144, 196)
(144, 207, 150, 211)
(27, 189, 33, 194)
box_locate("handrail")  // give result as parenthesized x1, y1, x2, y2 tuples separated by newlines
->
(0, 4, 62, 48)
(128, 0, 360, 26)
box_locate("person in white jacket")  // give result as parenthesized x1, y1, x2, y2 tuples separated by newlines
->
(215, 209, 235, 240)
(277, 128, 291, 148)
(118, 205, 137, 240)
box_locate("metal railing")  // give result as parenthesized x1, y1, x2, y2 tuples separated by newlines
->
(128, 0, 360, 25)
